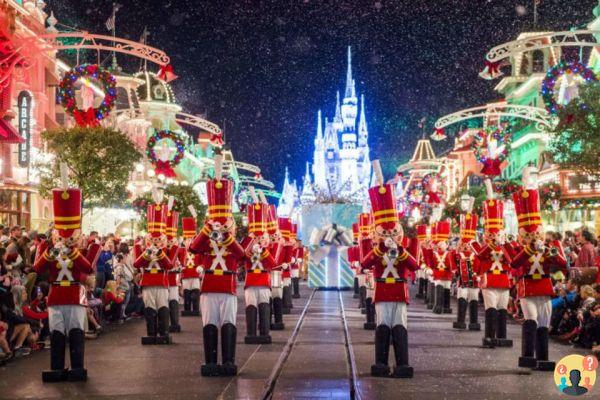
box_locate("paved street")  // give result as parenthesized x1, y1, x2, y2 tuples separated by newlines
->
(0, 283, 591, 400)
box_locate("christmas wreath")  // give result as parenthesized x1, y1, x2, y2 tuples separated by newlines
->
(471, 124, 513, 176)
(146, 129, 186, 178)
(57, 64, 117, 127)
(493, 179, 523, 200)
(541, 61, 597, 115)
(539, 182, 562, 211)
(422, 172, 444, 204)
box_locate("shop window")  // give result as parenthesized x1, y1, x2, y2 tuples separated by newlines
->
(532, 50, 545, 73)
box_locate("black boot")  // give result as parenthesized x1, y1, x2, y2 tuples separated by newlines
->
(292, 277, 301, 298)
(415, 278, 425, 299)
(442, 288, 452, 314)
(535, 327, 555, 371)
(495, 309, 513, 347)
(282, 286, 292, 314)
(432, 285, 443, 314)
(169, 299, 181, 332)
(482, 308, 497, 348)
(156, 306, 172, 344)
(391, 325, 413, 378)
(271, 297, 285, 330)
(453, 298, 467, 330)
(42, 330, 68, 382)
(359, 286, 367, 312)
(183, 289, 191, 312)
(258, 302, 272, 344)
(353, 277, 359, 298)
(518, 320, 537, 368)
(364, 297, 376, 330)
(468, 300, 481, 331)
(371, 325, 391, 377)
(201, 324, 220, 376)
(142, 307, 158, 345)
(426, 282, 435, 309)
(191, 289, 200, 316)
(221, 323, 238, 376)
(244, 305, 259, 344)
(67, 328, 87, 381)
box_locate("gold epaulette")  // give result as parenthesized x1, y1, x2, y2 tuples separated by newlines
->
(397, 250, 408, 262)
(373, 246, 384, 257)
(200, 226, 211, 237)
(222, 235, 234, 247)
(260, 250, 271, 260)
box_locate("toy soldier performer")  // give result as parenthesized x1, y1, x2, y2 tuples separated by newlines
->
(34, 177, 94, 382)
(359, 213, 376, 330)
(165, 199, 182, 333)
(350, 223, 361, 299)
(452, 200, 481, 331)
(190, 154, 245, 376)
(424, 224, 436, 310)
(477, 180, 513, 348)
(265, 201, 285, 330)
(414, 224, 428, 300)
(511, 168, 567, 371)
(133, 193, 174, 345)
(363, 160, 419, 378)
(431, 220, 453, 314)
(241, 187, 276, 344)
(278, 217, 294, 314)
(181, 208, 202, 317)
(290, 223, 302, 299)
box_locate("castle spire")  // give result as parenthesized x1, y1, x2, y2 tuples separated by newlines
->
(345, 46, 356, 99)
(316, 109, 323, 139)
(358, 94, 368, 146)
(304, 162, 312, 183)
(335, 91, 342, 121)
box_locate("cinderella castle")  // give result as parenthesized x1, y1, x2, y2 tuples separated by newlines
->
(278, 47, 371, 216)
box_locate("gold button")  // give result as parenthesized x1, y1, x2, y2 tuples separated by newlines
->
(61, 191, 70, 200)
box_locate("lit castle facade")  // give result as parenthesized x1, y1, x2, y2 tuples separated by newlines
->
(279, 47, 371, 217)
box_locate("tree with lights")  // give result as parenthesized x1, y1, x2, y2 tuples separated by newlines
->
(550, 82, 600, 177)
(37, 127, 141, 207)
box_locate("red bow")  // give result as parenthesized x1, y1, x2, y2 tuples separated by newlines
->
(480, 158, 503, 177)
(254, 173, 262, 180)
(210, 133, 224, 146)
(154, 161, 177, 178)
(73, 108, 98, 127)
(431, 128, 447, 141)
(485, 61, 500, 75)
(426, 191, 441, 204)
(565, 114, 575, 125)
(157, 64, 178, 83)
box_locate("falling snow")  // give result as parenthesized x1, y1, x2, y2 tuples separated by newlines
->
(46, 0, 599, 187)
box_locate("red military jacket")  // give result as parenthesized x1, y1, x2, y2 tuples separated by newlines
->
(363, 242, 419, 303)
(33, 246, 94, 307)
(431, 250, 454, 281)
(348, 245, 360, 272)
(133, 247, 174, 288)
(452, 250, 479, 288)
(275, 243, 293, 278)
(420, 247, 433, 270)
(291, 245, 303, 272)
(180, 247, 203, 280)
(244, 246, 276, 288)
(190, 228, 245, 295)
(358, 238, 374, 273)
(165, 245, 180, 287)
(511, 245, 567, 298)
(475, 243, 513, 289)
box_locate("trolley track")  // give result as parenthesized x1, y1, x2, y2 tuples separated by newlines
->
(260, 288, 361, 400)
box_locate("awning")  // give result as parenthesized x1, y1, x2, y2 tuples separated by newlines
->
(0, 118, 24, 143)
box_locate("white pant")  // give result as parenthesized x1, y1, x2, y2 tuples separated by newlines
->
(436, 280, 451, 289)
(366, 287, 374, 299)
(291, 269, 300, 278)
(201, 292, 237, 328)
(521, 297, 552, 328)
(168, 286, 179, 302)
(49, 305, 86, 333)
(271, 287, 283, 298)
(357, 274, 366, 287)
(182, 278, 200, 290)
(457, 287, 479, 302)
(482, 288, 509, 310)
(245, 287, 271, 307)
(375, 302, 407, 328)
(283, 277, 291, 286)
(142, 286, 169, 310)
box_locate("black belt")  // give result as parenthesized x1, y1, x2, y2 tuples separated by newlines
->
(249, 269, 268, 274)
(52, 281, 80, 287)
(486, 270, 507, 275)
(523, 274, 550, 279)
(204, 270, 235, 275)
(375, 278, 406, 283)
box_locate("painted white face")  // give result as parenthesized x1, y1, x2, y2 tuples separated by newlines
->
(437, 241, 448, 252)
(374, 222, 403, 242)
(52, 228, 81, 248)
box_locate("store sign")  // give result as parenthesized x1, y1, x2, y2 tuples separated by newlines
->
(17, 92, 31, 167)
(566, 174, 600, 194)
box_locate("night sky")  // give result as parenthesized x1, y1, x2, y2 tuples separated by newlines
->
(47, 0, 598, 190)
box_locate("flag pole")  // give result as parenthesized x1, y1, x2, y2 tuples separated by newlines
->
(533, 0, 538, 30)
(111, 3, 117, 69)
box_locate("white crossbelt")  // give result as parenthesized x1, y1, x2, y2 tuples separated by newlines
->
(56, 257, 74, 281)
(490, 250, 504, 273)
(528, 252, 545, 276)
(210, 241, 228, 271)
(382, 255, 400, 279)
(434, 252, 447, 270)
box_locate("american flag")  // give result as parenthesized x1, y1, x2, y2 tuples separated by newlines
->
(105, 3, 122, 31)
